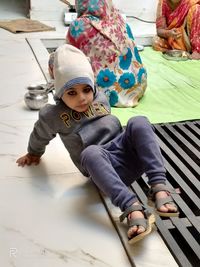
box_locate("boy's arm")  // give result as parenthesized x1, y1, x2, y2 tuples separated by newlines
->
(28, 116, 56, 156)
(17, 108, 57, 167)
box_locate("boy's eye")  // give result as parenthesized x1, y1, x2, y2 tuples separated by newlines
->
(84, 87, 92, 93)
(67, 90, 76, 96)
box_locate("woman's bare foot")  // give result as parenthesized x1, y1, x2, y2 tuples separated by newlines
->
(190, 51, 200, 60)
(152, 184, 178, 213)
(127, 202, 145, 239)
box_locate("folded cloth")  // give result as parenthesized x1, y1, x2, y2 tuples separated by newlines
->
(0, 18, 55, 33)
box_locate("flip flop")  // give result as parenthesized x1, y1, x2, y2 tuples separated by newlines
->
(119, 204, 155, 244)
(148, 184, 180, 217)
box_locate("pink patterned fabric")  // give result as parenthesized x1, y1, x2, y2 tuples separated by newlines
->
(66, 0, 147, 107)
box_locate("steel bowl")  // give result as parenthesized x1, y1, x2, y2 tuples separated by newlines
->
(24, 85, 48, 110)
(162, 50, 190, 61)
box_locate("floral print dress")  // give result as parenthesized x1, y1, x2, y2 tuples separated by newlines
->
(66, 0, 147, 107)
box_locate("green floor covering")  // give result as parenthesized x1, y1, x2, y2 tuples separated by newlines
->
(111, 47, 200, 125)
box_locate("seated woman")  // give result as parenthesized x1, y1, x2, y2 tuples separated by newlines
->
(152, 0, 200, 59)
(65, 0, 147, 107)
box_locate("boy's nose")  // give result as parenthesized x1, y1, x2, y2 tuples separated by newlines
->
(78, 93, 87, 102)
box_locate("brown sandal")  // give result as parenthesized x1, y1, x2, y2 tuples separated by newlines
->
(148, 184, 179, 217)
(119, 204, 155, 244)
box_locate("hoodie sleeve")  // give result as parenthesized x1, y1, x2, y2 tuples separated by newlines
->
(27, 108, 57, 156)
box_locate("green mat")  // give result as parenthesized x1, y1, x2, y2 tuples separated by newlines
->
(111, 47, 200, 125)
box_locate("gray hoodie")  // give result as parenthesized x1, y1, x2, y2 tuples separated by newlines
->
(28, 91, 122, 175)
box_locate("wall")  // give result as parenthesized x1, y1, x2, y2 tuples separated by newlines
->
(29, 0, 157, 44)
(30, 0, 69, 21)
(30, 0, 158, 22)
(113, 0, 158, 21)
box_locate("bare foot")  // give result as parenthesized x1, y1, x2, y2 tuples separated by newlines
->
(190, 51, 200, 60)
(127, 202, 145, 239)
(152, 184, 178, 213)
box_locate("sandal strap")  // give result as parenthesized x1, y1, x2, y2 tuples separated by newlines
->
(119, 204, 143, 222)
(128, 218, 147, 229)
(155, 196, 175, 209)
(148, 184, 178, 199)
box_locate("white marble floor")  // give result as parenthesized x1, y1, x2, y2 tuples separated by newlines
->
(0, 36, 133, 267)
(0, 2, 178, 267)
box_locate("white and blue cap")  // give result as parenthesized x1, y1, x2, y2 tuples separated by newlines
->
(54, 44, 95, 98)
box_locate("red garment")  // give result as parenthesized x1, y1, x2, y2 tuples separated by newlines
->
(155, 0, 200, 53)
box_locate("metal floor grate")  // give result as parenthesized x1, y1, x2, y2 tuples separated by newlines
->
(132, 120, 200, 267)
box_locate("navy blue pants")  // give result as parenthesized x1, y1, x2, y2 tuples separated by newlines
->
(81, 116, 166, 211)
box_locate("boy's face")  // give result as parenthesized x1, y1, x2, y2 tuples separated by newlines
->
(61, 84, 94, 112)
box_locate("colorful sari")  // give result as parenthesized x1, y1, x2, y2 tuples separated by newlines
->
(153, 0, 200, 53)
(66, 0, 147, 107)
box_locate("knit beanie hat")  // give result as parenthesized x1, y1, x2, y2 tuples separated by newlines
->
(53, 44, 95, 98)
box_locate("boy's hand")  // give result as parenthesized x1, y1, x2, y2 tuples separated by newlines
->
(16, 153, 41, 167)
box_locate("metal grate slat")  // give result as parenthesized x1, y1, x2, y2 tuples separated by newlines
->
(131, 120, 200, 266)
(175, 124, 200, 149)
(164, 160, 200, 209)
(154, 124, 200, 175)
(165, 124, 200, 158)
(171, 217, 200, 257)
(155, 129, 200, 191)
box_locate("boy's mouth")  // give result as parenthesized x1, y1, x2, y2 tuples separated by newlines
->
(77, 103, 89, 112)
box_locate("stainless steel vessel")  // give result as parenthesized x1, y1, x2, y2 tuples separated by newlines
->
(24, 83, 54, 110)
